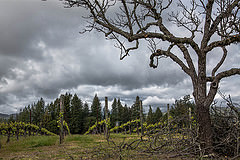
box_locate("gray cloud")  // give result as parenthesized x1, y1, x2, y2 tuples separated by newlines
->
(0, 0, 239, 114)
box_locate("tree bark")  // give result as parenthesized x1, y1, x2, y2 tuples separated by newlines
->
(196, 102, 213, 153)
(194, 53, 213, 154)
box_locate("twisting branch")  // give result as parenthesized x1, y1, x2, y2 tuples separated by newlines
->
(149, 45, 192, 76)
(206, 67, 240, 105)
(211, 46, 227, 77)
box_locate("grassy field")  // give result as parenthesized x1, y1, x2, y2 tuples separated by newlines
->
(0, 134, 198, 160)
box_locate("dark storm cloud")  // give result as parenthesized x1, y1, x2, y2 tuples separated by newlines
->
(0, 94, 7, 105)
(69, 34, 188, 90)
(0, 0, 239, 114)
(1, 0, 185, 97)
(0, 0, 83, 59)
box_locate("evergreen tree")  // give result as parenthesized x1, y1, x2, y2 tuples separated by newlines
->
(48, 98, 61, 134)
(153, 107, 163, 123)
(83, 102, 90, 132)
(83, 102, 89, 117)
(117, 98, 124, 124)
(32, 98, 45, 126)
(90, 94, 101, 122)
(171, 95, 194, 117)
(43, 103, 58, 134)
(121, 104, 130, 124)
(48, 102, 58, 121)
(70, 94, 83, 134)
(110, 98, 118, 127)
(146, 105, 154, 124)
(170, 95, 195, 127)
(131, 96, 141, 120)
(63, 93, 72, 125)
(42, 105, 51, 129)
(18, 106, 30, 123)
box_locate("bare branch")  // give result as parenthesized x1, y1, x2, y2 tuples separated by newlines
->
(204, 0, 240, 46)
(201, 0, 214, 48)
(215, 68, 240, 81)
(211, 46, 227, 77)
(218, 91, 240, 117)
(205, 34, 240, 53)
(149, 46, 191, 76)
(176, 44, 197, 79)
(211, 0, 240, 36)
(168, 0, 203, 39)
(111, 33, 139, 60)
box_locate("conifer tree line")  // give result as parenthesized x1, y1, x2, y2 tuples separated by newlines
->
(4, 93, 192, 135)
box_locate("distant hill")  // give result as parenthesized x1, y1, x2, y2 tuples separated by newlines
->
(0, 113, 10, 119)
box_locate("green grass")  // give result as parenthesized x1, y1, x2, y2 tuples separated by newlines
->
(0, 134, 201, 159)
(0, 135, 58, 152)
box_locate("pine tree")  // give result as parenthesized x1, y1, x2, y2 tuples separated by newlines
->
(44, 102, 58, 134)
(170, 95, 195, 127)
(63, 93, 72, 125)
(83, 102, 90, 132)
(32, 98, 45, 126)
(131, 96, 141, 120)
(70, 94, 83, 134)
(153, 107, 162, 124)
(48, 102, 58, 121)
(42, 106, 51, 129)
(117, 98, 124, 124)
(146, 105, 154, 124)
(110, 98, 117, 128)
(122, 104, 130, 124)
(18, 106, 30, 123)
(91, 94, 101, 122)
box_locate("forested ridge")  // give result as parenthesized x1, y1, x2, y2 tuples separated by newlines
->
(1, 93, 171, 135)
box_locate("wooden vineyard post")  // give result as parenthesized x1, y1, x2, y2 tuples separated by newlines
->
(60, 95, 64, 144)
(237, 116, 239, 156)
(29, 109, 32, 136)
(0, 130, 1, 149)
(189, 106, 192, 130)
(167, 104, 171, 143)
(140, 100, 144, 136)
(137, 123, 139, 135)
(105, 97, 109, 139)
(188, 106, 192, 143)
(129, 123, 132, 135)
(30, 109, 32, 124)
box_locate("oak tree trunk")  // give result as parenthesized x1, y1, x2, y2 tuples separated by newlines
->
(196, 102, 213, 153)
(194, 55, 213, 153)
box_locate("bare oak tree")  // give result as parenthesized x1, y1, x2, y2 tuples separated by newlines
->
(62, 0, 240, 152)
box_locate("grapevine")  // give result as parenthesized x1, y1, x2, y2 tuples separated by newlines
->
(0, 122, 57, 143)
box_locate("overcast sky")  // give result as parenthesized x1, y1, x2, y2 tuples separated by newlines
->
(0, 0, 239, 114)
